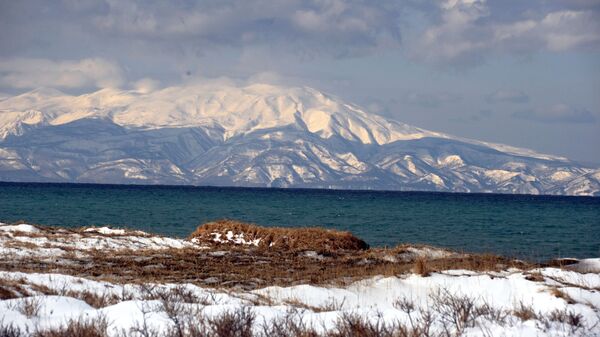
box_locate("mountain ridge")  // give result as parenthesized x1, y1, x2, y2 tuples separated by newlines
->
(0, 83, 597, 196)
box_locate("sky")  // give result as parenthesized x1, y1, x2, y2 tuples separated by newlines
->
(0, 0, 599, 163)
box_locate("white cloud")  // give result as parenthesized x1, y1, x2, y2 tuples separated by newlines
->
(0, 58, 124, 89)
(132, 77, 160, 94)
(87, 0, 402, 58)
(409, 0, 489, 65)
(409, 0, 600, 66)
(2, 0, 597, 74)
(538, 11, 600, 51)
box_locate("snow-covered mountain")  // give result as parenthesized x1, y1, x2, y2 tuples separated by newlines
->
(0, 83, 598, 196)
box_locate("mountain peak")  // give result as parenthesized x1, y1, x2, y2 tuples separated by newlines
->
(0, 83, 597, 195)
(24, 87, 66, 97)
(1, 83, 437, 144)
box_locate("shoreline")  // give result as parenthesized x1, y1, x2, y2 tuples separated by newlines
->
(1, 221, 599, 336)
(1, 221, 597, 287)
(2, 180, 599, 200)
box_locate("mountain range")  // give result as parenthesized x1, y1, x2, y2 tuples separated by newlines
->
(0, 83, 598, 196)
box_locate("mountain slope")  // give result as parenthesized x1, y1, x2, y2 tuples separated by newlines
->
(0, 83, 597, 195)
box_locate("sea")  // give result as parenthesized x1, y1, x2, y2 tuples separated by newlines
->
(1, 182, 598, 261)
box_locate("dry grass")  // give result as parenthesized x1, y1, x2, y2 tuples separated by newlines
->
(62, 290, 122, 308)
(259, 309, 319, 337)
(0, 221, 151, 239)
(549, 287, 575, 304)
(16, 296, 43, 318)
(0, 221, 533, 289)
(1, 245, 529, 290)
(513, 302, 537, 322)
(329, 313, 399, 337)
(0, 321, 24, 337)
(0, 297, 595, 337)
(413, 257, 430, 277)
(0, 277, 30, 299)
(524, 272, 545, 282)
(33, 315, 109, 337)
(283, 297, 345, 313)
(189, 220, 369, 252)
(545, 258, 580, 268)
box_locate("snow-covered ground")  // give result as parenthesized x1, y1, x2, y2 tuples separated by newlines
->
(1, 222, 599, 336)
(1, 268, 599, 336)
(0, 223, 200, 260)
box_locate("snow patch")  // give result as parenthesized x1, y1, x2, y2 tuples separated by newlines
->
(4, 266, 599, 336)
(550, 171, 573, 181)
(484, 169, 519, 182)
(0, 223, 200, 259)
(0, 223, 40, 233)
(566, 258, 600, 274)
(438, 155, 464, 167)
(209, 231, 262, 246)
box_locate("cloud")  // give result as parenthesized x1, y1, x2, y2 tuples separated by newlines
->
(1, 0, 598, 77)
(89, 0, 600, 63)
(0, 58, 123, 90)
(89, 0, 402, 58)
(408, 0, 600, 66)
(512, 104, 597, 123)
(132, 77, 160, 93)
(486, 89, 529, 104)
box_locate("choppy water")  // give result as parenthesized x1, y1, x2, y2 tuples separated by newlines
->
(1, 182, 598, 260)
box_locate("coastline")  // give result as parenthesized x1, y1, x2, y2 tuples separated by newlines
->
(1, 221, 599, 336)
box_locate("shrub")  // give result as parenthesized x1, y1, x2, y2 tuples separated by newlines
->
(512, 302, 537, 321)
(33, 315, 109, 337)
(17, 297, 42, 318)
(414, 257, 430, 277)
(189, 220, 369, 252)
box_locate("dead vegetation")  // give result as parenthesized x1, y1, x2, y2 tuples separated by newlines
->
(549, 287, 576, 304)
(512, 302, 538, 321)
(1, 244, 530, 290)
(0, 220, 533, 289)
(0, 294, 593, 337)
(61, 289, 124, 308)
(34, 315, 110, 337)
(413, 257, 430, 277)
(282, 297, 346, 313)
(0, 276, 29, 299)
(189, 220, 369, 252)
(16, 296, 43, 318)
(0, 221, 150, 239)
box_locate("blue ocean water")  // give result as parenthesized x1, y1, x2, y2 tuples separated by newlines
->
(0, 182, 598, 260)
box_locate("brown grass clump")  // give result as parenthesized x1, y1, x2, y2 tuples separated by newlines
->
(17, 296, 43, 318)
(549, 287, 575, 304)
(33, 315, 109, 337)
(513, 302, 537, 321)
(413, 257, 430, 277)
(62, 290, 121, 309)
(0, 286, 15, 300)
(189, 220, 369, 252)
(0, 277, 30, 299)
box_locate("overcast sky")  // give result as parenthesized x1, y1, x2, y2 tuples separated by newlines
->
(1, 0, 599, 163)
